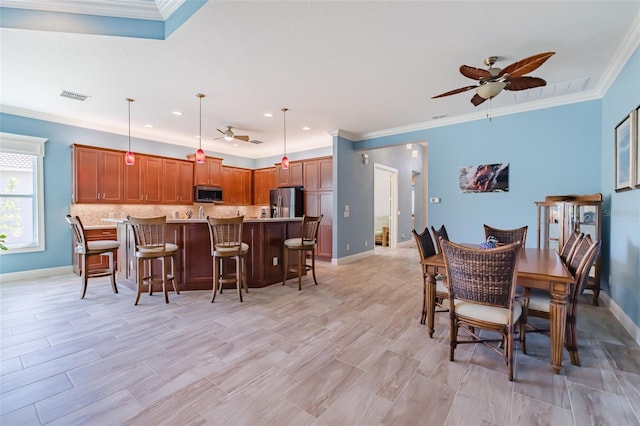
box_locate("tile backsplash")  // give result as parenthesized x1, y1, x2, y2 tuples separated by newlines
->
(70, 204, 268, 227)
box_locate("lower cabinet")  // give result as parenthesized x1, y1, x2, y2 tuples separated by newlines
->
(72, 227, 117, 276)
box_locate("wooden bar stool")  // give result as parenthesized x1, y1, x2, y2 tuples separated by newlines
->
(283, 215, 322, 290)
(206, 215, 249, 302)
(128, 216, 179, 305)
(66, 215, 119, 299)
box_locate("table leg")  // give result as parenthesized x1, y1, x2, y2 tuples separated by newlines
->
(426, 269, 437, 338)
(548, 282, 569, 374)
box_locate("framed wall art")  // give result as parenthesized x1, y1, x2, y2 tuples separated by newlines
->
(615, 112, 632, 192)
(634, 105, 640, 188)
(459, 163, 509, 193)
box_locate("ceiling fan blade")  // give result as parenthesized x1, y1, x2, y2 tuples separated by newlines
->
(504, 76, 547, 91)
(432, 85, 478, 99)
(216, 128, 225, 135)
(235, 135, 250, 142)
(499, 52, 555, 77)
(459, 65, 492, 81)
(470, 94, 487, 106)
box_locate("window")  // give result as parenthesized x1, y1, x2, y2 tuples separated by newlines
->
(0, 133, 47, 253)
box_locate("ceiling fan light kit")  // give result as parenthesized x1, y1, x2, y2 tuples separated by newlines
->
(432, 52, 555, 106)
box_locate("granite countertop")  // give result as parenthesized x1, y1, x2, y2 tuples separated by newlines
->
(102, 217, 303, 224)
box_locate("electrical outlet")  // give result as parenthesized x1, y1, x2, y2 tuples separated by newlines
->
(401, 233, 405, 239)
(346, 243, 350, 251)
(364, 240, 368, 246)
(272, 257, 278, 266)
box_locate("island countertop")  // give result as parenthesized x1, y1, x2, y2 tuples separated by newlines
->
(102, 217, 302, 225)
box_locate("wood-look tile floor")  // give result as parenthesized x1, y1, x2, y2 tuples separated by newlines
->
(1, 245, 639, 425)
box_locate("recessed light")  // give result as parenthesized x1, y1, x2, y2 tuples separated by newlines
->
(172, 111, 183, 116)
(144, 124, 153, 128)
(302, 126, 310, 131)
(233, 143, 239, 147)
(431, 113, 447, 120)
(263, 112, 273, 118)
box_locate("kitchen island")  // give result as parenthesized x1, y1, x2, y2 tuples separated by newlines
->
(111, 217, 303, 291)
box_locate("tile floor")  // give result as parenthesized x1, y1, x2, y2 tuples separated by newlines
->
(1, 245, 638, 425)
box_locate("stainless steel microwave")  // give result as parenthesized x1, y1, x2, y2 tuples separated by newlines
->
(194, 186, 223, 203)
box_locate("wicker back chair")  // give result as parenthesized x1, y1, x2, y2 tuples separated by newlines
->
(430, 224, 450, 254)
(441, 239, 523, 381)
(206, 215, 249, 302)
(520, 238, 601, 366)
(128, 216, 179, 305)
(559, 231, 584, 263)
(412, 227, 448, 330)
(567, 234, 593, 275)
(483, 224, 528, 246)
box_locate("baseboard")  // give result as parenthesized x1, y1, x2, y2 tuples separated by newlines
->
(601, 292, 640, 345)
(0, 265, 73, 283)
(333, 249, 374, 265)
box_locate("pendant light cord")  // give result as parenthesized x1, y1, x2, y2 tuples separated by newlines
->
(282, 107, 288, 156)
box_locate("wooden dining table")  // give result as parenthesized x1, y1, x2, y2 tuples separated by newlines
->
(421, 247, 575, 374)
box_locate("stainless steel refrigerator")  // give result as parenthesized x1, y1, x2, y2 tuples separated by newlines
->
(269, 186, 304, 218)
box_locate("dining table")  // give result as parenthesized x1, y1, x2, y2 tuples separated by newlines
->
(421, 247, 576, 374)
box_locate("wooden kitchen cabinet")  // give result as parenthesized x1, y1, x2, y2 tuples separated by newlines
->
(162, 158, 194, 204)
(124, 154, 163, 203)
(189, 155, 222, 187)
(253, 167, 277, 205)
(276, 161, 303, 187)
(303, 156, 333, 259)
(222, 166, 252, 205)
(72, 145, 124, 203)
(72, 227, 118, 276)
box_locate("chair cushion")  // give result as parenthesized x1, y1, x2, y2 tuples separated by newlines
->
(136, 243, 178, 256)
(528, 293, 551, 313)
(454, 300, 522, 325)
(285, 238, 316, 249)
(87, 240, 120, 251)
(215, 242, 249, 253)
(435, 279, 448, 295)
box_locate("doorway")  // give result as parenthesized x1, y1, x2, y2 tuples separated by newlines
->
(373, 164, 398, 248)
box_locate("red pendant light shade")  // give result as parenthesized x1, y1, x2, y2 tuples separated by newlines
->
(281, 107, 289, 169)
(195, 93, 206, 163)
(125, 98, 135, 166)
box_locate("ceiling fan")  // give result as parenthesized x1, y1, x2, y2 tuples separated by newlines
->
(216, 125, 250, 142)
(432, 52, 555, 106)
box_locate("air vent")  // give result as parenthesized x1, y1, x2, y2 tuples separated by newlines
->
(249, 140, 264, 144)
(60, 90, 90, 101)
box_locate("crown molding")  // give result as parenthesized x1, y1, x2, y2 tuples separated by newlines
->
(596, 13, 640, 97)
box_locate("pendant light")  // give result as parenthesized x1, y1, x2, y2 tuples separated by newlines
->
(281, 107, 289, 169)
(125, 98, 135, 166)
(195, 93, 206, 163)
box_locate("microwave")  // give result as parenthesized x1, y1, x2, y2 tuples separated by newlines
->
(194, 186, 223, 203)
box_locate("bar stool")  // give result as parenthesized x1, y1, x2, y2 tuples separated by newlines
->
(65, 215, 119, 299)
(206, 215, 249, 302)
(283, 215, 322, 290)
(128, 216, 179, 305)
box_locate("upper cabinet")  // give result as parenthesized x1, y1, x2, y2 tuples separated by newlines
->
(124, 154, 163, 204)
(72, 145, 124, 203)
(189, 155, 222, 187)
(222, 166, 252, 205)
(277, 161, 303, 187)
(253, 167, 277, 205)
(303, 157, 333, 191)
(162, 158, 194, 204)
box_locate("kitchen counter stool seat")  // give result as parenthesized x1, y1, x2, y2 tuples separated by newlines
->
(66, 215, 120, 299)
(128, 216, 179, 305)
(283, 215, 322, 291)
(207, 215, 249, 302)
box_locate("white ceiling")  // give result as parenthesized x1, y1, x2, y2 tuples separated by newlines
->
(1, 1, 639, 160)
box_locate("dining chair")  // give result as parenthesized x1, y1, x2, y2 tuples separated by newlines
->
(412, 227, 448, 327)
(520, 237, 601, 366)
(283, 215, 322, 290)
(65, 215, 120, 299)
(128, 216, 180, 305)
(483, 224, 528, 246)
(430, 224, 449, 254)
(559, 231, 584, 263)
(206, 215, 249, 302)
(441, 239, 523, 381)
